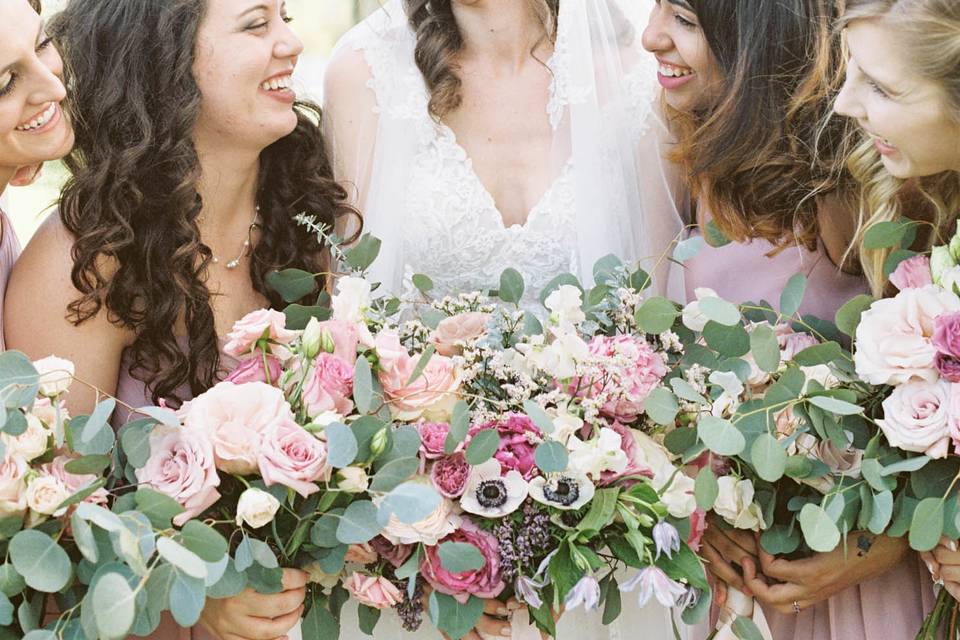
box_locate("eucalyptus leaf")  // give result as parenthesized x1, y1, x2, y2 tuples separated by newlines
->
(697, 416, 745, 456)
(157, 537, 207, 580)
(749, 324, 780, 373)
(326, 422, 360, 469)
(499, 269, 525, 305)
(835, 295, 875, 338)
(798, 504, 841, 553)
(370, 457, 420, 492)
(353, 358, 375, 415)
(645, 387, 679, 426)
(266, 268, 317, 303)
(438, 542, 486, 573)
(534, 441, 568, 473)
(93, 572, 136, 639)
(909, 498, 944, 552)
(779, 273, 807, 317)
(635, 297, 679, 334)
(698, 297, 741, 326)
(379, 482, 442, 525)
(750, 434, 787, 482)
(9, 530, 71, 593)
(336, 501, 381, 545)
(465, 429, 500, 466)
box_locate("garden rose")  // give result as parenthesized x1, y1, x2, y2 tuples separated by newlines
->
(418, 422, 453, 459)
(302, 353, 354, 418)
(421, 518, 504, 603)
(41, 455, 109, 506)
(431, 453, 471, 498)
(224, 309, 297, 359)
(25, 475, 69, 516)
(135, 424, 220, 526)
(468, 414, 542, 480)
(336, 467, 370, 493)
(235, 488, 281, 529)
(0, 457, 26, 518)
(180, 381, 294, 475)
(259, 420, 331, 497)
(431, 312, 491, 357)
(225, 355, 283, 386)
(580, 335, 667, 423)
(376, 330, 460, 421)
(370, 536, 414, 568)
(33, 356, 74, 397)
(316, 319, 364, 364)
(854, 285, 960, 385)
(878, 379, 952, 458)
(890, 255, 933, 291)
(2, 412, 49, 462)
(344, 573, 404, 609)
(379, 477, 461, 545)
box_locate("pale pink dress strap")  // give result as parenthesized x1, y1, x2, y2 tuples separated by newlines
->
(0, 207, 23, 351)
(683, 225, 936, 640)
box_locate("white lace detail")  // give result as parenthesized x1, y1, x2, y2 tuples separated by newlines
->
(546, 1, 593, 130)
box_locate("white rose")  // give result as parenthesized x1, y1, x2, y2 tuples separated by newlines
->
(681, 287, 719, 332)
(337, 467, 370, 493)
(378, 476, 461, 545)
(0, 457, 27, 518)
(235, 488, 281, 529)
(33, 356, 75, 398)
(545, 285, 586, 331)
(550, 407, 583, 446)
(25, 475, 70, 516)
(331, 277, 371, 323)
(567, 428, 628, 479)
(304, 561, 343, 589)
(802, 365, 839, 390)
(630, 431, 696, 518)
(714, 476, 765, 531)
(854, 285, 960, 386)
(877, 379, 952, 458)
(3, 413, 50, 462)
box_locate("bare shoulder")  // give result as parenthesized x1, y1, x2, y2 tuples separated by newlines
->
(9, 212, 76, 290)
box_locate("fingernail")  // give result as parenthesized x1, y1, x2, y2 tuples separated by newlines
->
(498, 607, 510, 616)
(501, 626, 512, 637)
(925, 560, 936, 575)
(507, 601, 523, 610)
(949, 540, 957, 552)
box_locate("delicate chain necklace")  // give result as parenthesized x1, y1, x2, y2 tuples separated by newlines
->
(210, 206, 260, 270)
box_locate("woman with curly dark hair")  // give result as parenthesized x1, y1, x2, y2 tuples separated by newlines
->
(643, 1, 933, 639)
(4, 0, 358, 638)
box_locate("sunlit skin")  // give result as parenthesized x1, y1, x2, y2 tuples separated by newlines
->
(835, 18, 960, 179)
(640, 0, 723, 112)
(0, 0, 73, 193)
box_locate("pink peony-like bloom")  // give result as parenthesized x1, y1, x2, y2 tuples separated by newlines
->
(687, 509, 707, 552)
(933, 313, 960, 384)
(878, 379, 952, 459)
(418, 422, 453, 459)
(259, 420, 331, 497)
(376, 330, 460, 421)
(135, 424, 221, 526)
(468, 414, 542, 480)
(343, 572, 404, 610)
(890, 255, 933, 291)
(430, 312, 491, 357)
(224, 309, 298, 359)
(179, 381, 294, 475)
(370, 536, 414, 568)
(578, 335, 667, 423)
(421, 518, 505, 603)
(302, 353, 354, 419)
(225, 355, 283, 386)
(936, 353, 960, 383)
(599, 422, 655, 486)
(316, 319, 364, 364)
(430, 453, 471, 498)
(42, 455, 109, 506)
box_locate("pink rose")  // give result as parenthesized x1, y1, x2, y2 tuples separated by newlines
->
(302, 353, 354, 419)
(421, 518, 504, 603)
(343, 573, 404, 610)
(947, 384, 960, 454)
(598, 422, 655, 486)
(776, 326, 819, 361)
(418, 422, 453, 459)
(135, 424, 221, 526)
(42, 455, 109, 506)
(687, 508, 707, 552)
(578, 335, 667, 423)
(855, 286, 960, 385)
(224, 309, 298, 359)
(936, 353, 960, 383)
(316, 319, 363, 364)
(370, 536, 414, 568)
(890, 255, 933, 291)
(376, 330, 460, 421)
(468, 414, 542, 480)
(878, 379, 952, 458)
(258, 420, 330, 497)
(0, 457, 27, 518)
(430, 312, 491, 357)
(430, 453, 471, 498)
(225, 356, 283, 386)
(180, 381, 295, 475)
(933, 313, 960, 382)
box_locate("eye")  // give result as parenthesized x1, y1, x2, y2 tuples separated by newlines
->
(245, 20, 269, 31)
(0, 73, 17, 98)
(282, 15, 294, 24)
(867, 79, 890, 98)
(675, 13, 698, 28)
(37, 36, 53, 51)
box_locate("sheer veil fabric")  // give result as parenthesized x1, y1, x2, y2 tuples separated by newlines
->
(322, 1, 690, 638)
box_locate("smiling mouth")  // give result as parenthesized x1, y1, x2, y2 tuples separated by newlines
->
(260, 74, 293, 92)
(657, 61, 695, 78)
(15, 102, 57, 132)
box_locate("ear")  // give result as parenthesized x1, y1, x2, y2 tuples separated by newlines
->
(9, 163, 43, 187)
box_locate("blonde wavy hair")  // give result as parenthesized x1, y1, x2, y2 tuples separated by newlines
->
(841, 0, 960, 295)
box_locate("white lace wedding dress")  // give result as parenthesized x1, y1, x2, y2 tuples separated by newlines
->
(323, 1, 689, 638)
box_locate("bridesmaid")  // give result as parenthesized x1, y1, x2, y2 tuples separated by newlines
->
(4, 0, 358, 638)
(642, 1, 935, 639)
(833, 0, 960, 605)
(0, 0, 74, 349)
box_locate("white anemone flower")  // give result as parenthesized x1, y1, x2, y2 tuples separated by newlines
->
(528, 473, 594, 510)
(460, 459, 528, 518)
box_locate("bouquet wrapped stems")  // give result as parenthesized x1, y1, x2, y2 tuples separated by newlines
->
(917, 588, 959, 640)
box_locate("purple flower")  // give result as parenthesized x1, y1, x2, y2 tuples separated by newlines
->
(935, 352, 960, 382)
(515, 575, 545, 609)
(620, 567, 687, 608)
(564, 575, 601, 611)
(652, 521, 681, 560)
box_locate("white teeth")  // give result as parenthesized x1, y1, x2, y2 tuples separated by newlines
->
(261, 74, 293, 92)
(658, 63, 694, 78)
(15, 103, 56, 131)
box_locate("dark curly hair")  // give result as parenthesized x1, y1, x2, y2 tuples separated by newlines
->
(50, 0, 359, 404)
(404, 0, 560, 119)
(28, 0, 40, 12)
(667, 0, 854, 254)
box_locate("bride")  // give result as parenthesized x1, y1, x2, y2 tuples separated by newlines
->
(323, 0, 688, 638)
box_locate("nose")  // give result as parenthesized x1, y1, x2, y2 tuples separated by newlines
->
(26, 46, 67, 107)
(275, 20, 304, 62)
(834, 72, 865, 120)
(641, 4, 672, 54)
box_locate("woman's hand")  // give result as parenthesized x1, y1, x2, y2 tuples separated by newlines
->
(199, 568, 308, 640)
(920, 536, 960, 600)
(700, 520, 760, 597)
(742, 533, 909, 614)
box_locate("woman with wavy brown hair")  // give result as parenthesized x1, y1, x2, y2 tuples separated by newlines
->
(4, 0, 358, 638)
(643, 1, 935, 639)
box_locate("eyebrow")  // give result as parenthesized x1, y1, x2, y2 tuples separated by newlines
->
(668, 0, 695, 11)
(238, 3, 270, 18)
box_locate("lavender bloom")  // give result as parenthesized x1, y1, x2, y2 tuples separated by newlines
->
(515, 575, 546, 609)
(652, 521, 681, 560)
(564, 574, 601, 612)
(493, 501, 552, 583)
(620, 567, 687, 608)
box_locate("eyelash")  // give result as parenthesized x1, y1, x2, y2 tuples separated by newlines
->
(246, 16, 294, 30)
(0, 37, 53, 98)
(675, 14, 697, 28)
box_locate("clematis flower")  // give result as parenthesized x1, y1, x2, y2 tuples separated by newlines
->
(620, 567, 687, 608)
(564, 575, 601, 611)
(528, 473, 594, 510)
(652, 521, 681, 560)
(460, 459, 528, 518)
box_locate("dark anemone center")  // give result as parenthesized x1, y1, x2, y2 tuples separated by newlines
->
(543, 477, 580, 506)
(477, 480, 508, 508)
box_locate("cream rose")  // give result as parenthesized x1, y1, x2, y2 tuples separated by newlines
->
(430, 312, 491, 357)
(877, 379, 952, 458)
(25, 475, 70, 516)
(714, 476, 765, 531)
(378, 477, 461, 545)
(235, 488, 281, 529)
(0, 457, 27, 518)
(336, 467, 370, 493)
(33, 356, 75, 397)
(376, 330, 461, 421)
(2, 413, 50, 462)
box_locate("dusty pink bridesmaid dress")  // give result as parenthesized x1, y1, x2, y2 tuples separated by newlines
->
(684, 225, 937, 640)
(0, 208, 23, 350)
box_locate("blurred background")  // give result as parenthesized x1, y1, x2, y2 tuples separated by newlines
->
(6, 0, 381, 244)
